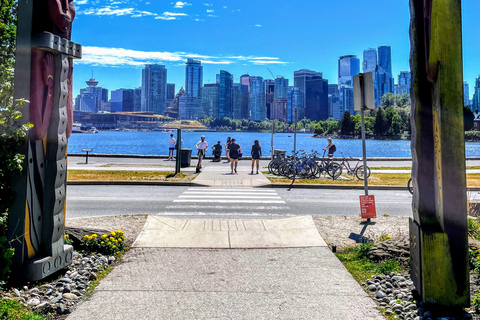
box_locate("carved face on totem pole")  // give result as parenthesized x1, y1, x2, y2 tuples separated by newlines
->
(30, 0, 75, 140)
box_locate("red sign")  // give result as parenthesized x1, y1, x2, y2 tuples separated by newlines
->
(359, 195, 376, 219)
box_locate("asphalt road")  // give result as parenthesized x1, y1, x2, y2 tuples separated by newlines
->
(65, 185, 417, 219)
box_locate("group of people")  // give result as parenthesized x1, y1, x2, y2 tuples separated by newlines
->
(170, 134, 336, 174)
(196, 136, 262, 174)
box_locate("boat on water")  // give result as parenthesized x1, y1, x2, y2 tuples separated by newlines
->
(71, 123, 87, 133)
(162, 129, 172, 132)
(88, 127, 99, 134)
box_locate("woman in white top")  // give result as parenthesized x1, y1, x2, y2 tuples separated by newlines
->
(196, 135, 208, 168)
(168, 134, 176, 160)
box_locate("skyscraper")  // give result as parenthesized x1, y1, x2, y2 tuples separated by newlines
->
(201, 83, 219, 118)
(232, 83, 249, 120)
(274, 76, 288, 99)
(250, 77, 266, 121)
(141, 64, 167, 114)
(217, 70, 233, 118)
(396, 71, 411, 95)
(362, 48, 377, 73)
(375, 46, 394, 106)
(183, 59, 203, 119)
(265, 79, 275, 120)
(111, 89, 134, 112)
(464, 81, 470, 108)
(74, 76, 108, 113)
(473, 76, 480, 112)
(133, 87, 142, 112)
(287, 87, 303, 123)
(294, 69, 322, 111)
(305, 75, 329, 121)
(338, 55, 360, 88)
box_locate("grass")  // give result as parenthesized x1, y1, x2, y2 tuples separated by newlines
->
(67, 170, 196, 181)
(83, 265, 113, 300)
(0, 299, 44, 320)
(267, 172, 480, 187)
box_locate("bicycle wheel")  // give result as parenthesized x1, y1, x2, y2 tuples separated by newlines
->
(268, 160, 275, 174)
(269, 160, 282, 175)
(355, 165, 371, 180)
(327, 163, 342, 180)
(407, 178, 413, 194)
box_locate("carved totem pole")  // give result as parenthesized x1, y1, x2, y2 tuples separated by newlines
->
(9, 0, 81, 281)
(409, 0, 469, 312)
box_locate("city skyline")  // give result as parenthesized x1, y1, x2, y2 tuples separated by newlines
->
(70, 1, 480, 100)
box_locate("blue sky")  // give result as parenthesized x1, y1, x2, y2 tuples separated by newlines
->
(71, 0, 480, 100)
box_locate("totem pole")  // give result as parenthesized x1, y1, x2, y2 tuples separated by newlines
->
(8, 0, 81, 281)
(409, 0, 469, 312)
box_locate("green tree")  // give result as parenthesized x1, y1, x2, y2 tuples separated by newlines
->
(0, 0, 17, 107)
(389, 114, 402, 135)
(373, 107, 388, 136)
(340, 110, 354, 135)
(396, 93, 411, 107)
(325, 119, 339, 134)
(381, 93, 397, 107)
(464, 106, 475, 131)
(313, 121, 325, 134)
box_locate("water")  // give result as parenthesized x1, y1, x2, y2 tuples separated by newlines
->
(67, 131, 480, 158)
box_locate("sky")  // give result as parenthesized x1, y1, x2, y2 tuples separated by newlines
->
(71, 0, 480, 100)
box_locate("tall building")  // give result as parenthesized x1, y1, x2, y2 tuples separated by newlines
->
(294, 69, 322, 111)
(362, 48, 377, 73)
(74, 76, 108, 113)
(141, 64, 167, 114)
(375, 46, 394, 106)
(271, 76, 289, 120)
(274, 76, 288, 99)
(201, 83, 219, 118)
(287, 87, 303, 123)
(473, 76, 480, 112)
(305, 75, 329, 121)
(464, 81, 470, 108)
(264, 80, 274, 120)
(111, 89, 134, 112)
(341, 87, 355, 115)
(328, 84, 341, 119)
(271, 99, 287, 121)
(396, 71, 411, 95)
(250, 77, 266, 121)
(185, 59, 203, 98)
(338, 55, 360, 88)
(232, 83, 249, 120)
(240, 74, 251, 92)
(217, 70, 233, 118)
(133, 87, 142, 111)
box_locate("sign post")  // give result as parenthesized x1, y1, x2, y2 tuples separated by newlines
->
(175, 128, 181, 175)
(271, 120, 275, 160)
(82, 148, 92, 164)
(354, 72, 375, 220)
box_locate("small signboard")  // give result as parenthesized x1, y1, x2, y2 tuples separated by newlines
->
(359, 195, 376, 219)
(354, 72, 375, 111)
(82, 148, 93, 152)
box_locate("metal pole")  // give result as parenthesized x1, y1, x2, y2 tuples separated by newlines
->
(361, 108, 368, 196)
(271, 120, 275, 159)
(175, 128, 181, 174)
(294, 108, 298, 155)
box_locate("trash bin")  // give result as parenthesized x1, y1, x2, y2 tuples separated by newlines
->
(180, 149, 192, 168)
(273, 149, 286, 161)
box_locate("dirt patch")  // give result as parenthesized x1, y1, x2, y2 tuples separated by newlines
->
(312, 215, 409, 250)
(66, 215, 147, 246)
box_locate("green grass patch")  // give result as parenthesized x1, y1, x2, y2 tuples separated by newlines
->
(336, 253, 378, 283)
(0, 299, 44, 320)
(67, 170, 196, 182)
(83, 265, 113, 300)
(468, 218, 480, 241)
(369, 166, 412, 170)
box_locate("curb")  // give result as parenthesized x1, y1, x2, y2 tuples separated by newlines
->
(67, 180, 194, 186)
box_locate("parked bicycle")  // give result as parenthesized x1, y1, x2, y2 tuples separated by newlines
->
(315, 150, 342, 180)
(338, 151, 371, 180)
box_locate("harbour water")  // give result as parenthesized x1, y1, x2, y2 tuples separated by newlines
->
(67, 131, 480, 158)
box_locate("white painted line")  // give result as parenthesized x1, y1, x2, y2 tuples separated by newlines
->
(179, 195, 282, 199)
(183, 192, 279, 196)
(187, 188, 276, 192)
(174, 199, 286, 204)
(166, 205, 290, 210)
(157, 212, 293, 217)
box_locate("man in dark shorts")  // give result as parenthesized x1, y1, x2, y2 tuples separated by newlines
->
(227, 138, 242, 174)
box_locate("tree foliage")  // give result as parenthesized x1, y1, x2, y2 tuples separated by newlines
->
(464, 106, 475, 131)
(0, 0, 17, 108)
(340, 110, 354, 135)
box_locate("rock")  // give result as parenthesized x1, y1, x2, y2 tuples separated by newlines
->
(28, 298, 41, 306)
(63, 285, 71, 293)
(406, 304, 417, 311)
(385, 309, 393, 315)
(392, 276, 406, 282)
(53, 295, 63, 303)
(45, 289, 53, 296)
(396, 293, 404, 299)
(386, 282, 394, 288)
(108, 256, 116, 263)
(59, 277, 72, 283)
(375, 290, 386, 299)
(62, 293, 78, 300)
(381, 297, 390, 304)
(55, 303, 70, 315)
(13, 289, 21, 297)
(89, 272, 98, 281)
(23, 286, 28, 291)
(34, 302, 51, 313)
(28, 288, 39, 294)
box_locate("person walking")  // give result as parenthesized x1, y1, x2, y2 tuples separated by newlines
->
(168, 134, 176, 160)
(196, 135, 208, 168)
(323, 138, 336, 162)
(250, 139, 262, 174)
(223, 137, 232, 162)
(227, 138, 241, 174)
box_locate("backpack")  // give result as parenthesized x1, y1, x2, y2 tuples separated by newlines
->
(330, 144, 336, 153)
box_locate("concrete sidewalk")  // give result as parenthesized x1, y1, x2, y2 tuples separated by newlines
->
(67, 215, 383, 320)
(192, 161, 272, 187)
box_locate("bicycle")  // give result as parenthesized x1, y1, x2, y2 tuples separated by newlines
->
(407, 178, 413, 194)
(338, 151, 371, 180)
(315, 150, 342, 180)
(279, 150, 318, 179)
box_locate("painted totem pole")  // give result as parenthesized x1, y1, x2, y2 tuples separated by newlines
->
(9, 0, 81, 281)
(409, 0, 469, 312)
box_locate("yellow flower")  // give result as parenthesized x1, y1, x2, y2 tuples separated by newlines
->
(83, 235, 89, 240)
(107, 242, 112, 246)
(64, 234, 69, 239)
(111, 231, 116, 236)
(118, 238, 122, 242)
(101, 234, 108, 239)
(386, 236, 392, 239)
(109, 237, 114, 241)
(112, 245, 117, 249)
(92, 234, 98, 239)
(101, 241, 104, 244)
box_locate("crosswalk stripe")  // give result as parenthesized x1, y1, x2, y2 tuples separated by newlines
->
(187, 188, 276, 193)
(179, 195, 281, 199)
(157, 212, 293, 217)
(183, 191, 280, 196)
(166, 205, 290, 210)
(174, 199, 286, 204)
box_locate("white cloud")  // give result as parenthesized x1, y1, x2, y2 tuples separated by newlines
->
(203, 3, 213, 6)
(255, 24, 261, 27)
(206, 9, 214, 13)
(155, 16, 176, 20)
(163, 12, 188, 16)
(76, 0, 88, 4)
(77, 46, 288, 67)
(207, 14, 218, 17)
(223, 6, 227, 9)
(174, 1, 191, 8)
(78, 6, 158, 18)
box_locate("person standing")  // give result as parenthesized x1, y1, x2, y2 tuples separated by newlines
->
(323, 138, 336, 161)
(227, 138, 242, 174)
(223, 136, 232, 162)
(168, 134, 176, 160)
(250, 140, 262, 174)
(196, 135, 208, 168)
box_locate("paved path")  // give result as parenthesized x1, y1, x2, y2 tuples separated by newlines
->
(192, 162, 272, 187)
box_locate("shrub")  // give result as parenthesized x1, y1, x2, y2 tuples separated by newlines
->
(0, 299, 44, 320)
(354, 242, 373, 258)
(473, 292, 480, 312)
(468, 218, 480, 240)
(81, 230, 126, 255)
(376, 259, 401, 275)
